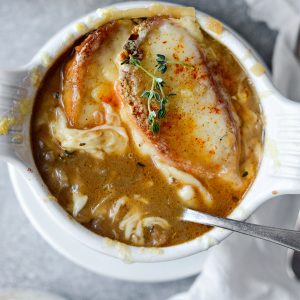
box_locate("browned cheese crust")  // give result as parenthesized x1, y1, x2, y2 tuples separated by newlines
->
(62, 21, 121, 128)
(118, 17, 241, 181)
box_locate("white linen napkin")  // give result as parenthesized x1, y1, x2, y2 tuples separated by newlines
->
(168, 1, 300, 299)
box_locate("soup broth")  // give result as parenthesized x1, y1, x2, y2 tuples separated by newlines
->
(31, 16, 263, 247)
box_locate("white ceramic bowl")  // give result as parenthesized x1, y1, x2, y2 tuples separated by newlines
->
(1, 1, 300, 263)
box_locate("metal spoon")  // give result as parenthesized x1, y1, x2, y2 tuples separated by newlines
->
(181, 208, 300, 251)
(287, 210, 300, 279)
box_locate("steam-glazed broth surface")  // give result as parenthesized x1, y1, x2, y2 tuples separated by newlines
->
(31, 13, 263, 247)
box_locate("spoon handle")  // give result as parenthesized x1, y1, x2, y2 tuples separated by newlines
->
(182, 209, 300, 251)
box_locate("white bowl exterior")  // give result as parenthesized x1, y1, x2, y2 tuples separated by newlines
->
(1, 1, 300, 262)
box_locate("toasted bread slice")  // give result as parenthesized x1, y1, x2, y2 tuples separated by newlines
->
(62, 20, 134, 129)
(117, 17, 241, 183)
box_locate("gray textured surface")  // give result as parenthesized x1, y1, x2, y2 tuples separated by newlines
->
(0, 1, 277, 299)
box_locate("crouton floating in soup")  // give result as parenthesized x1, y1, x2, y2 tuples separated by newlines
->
(31, 7, 263, 247)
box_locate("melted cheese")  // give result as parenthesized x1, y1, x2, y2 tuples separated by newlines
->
(119, 16, 242, 188)
(63, 20, 134, 129)
(119, 209, 170, 246)
(50, 108, 128, 159)
(0, 98, 32, 136)
(107, 195, 170, 246)
(121, 111, 212, 208)
(154, 158, 212, 207)
(97, 20, 134, 82)
(178, 185, 196, 206)
(95, 4, 195, 28)
(0, 116, 15, 135)
(71, 185, 88, 217)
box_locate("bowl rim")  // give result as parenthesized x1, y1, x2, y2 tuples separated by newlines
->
(4, 1, 296, 263)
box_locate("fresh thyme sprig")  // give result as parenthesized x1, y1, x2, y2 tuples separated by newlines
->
(121, 53, 191, 133)
(156, 54, 193, 74)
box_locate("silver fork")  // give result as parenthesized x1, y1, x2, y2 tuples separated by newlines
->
(181, 208, 300, 251)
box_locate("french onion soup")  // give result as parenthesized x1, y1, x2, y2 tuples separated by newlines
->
(31, 9, 263, 247)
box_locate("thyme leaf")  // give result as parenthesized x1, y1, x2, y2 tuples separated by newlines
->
(155, 54, 194, 74)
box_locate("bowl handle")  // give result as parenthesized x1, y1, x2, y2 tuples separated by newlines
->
(262, 93, 300, 195)
(0, 69, 31, 164)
